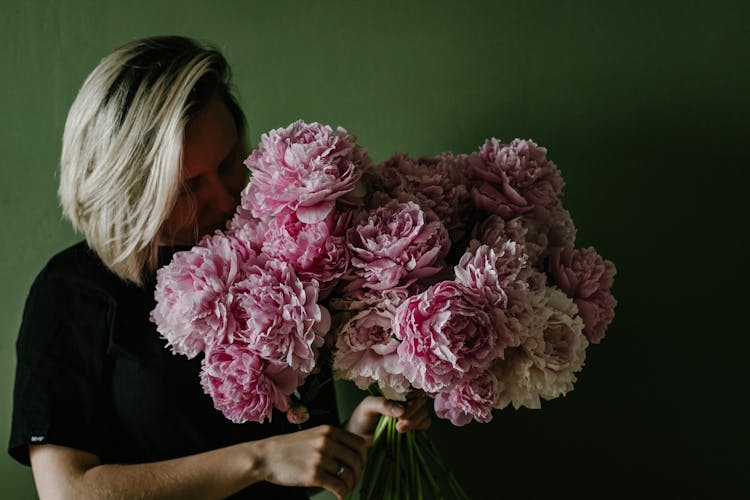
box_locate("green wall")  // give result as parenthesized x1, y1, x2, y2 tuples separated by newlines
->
(1, 0, 747, 497)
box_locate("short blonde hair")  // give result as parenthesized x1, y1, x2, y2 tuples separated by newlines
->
(59, 36, 246, 285)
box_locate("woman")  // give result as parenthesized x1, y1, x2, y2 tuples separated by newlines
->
(8, 36, 430, 499)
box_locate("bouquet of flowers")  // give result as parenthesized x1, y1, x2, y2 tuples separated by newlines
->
(151, 120, 617, 498)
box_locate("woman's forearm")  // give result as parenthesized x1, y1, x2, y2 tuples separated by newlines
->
(31, 441, 268, 500)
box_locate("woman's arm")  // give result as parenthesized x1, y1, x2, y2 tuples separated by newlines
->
(30, 424, 368, 500)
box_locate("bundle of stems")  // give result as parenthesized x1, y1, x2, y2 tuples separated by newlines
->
(352, 414, 469, 500)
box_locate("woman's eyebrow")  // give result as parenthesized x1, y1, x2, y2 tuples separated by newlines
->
(184, 138, 239, 184)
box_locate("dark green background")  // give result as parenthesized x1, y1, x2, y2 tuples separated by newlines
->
(1, 0, 747, 498)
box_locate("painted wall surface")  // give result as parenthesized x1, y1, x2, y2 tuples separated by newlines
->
(1, 0, 747, 498)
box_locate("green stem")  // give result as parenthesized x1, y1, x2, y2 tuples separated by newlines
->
(360, 444, 384, 499)
(394, 419, 401, 499)
(414, 441, 443, 500)
(416, 431, 469, 500)
(407, 431, 423, 500)
(372, 414, 390, 447)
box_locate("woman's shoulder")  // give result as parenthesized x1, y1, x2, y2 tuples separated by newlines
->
(40, 240, 107, 280)
(33, 241, 128, 298)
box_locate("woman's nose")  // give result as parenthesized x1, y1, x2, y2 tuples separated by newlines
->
(206, 174, 237, 214)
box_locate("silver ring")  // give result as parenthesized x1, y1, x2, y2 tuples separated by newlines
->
(336, 463, 345, 478)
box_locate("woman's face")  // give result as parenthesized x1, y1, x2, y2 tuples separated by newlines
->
(160, 93, 247, 246)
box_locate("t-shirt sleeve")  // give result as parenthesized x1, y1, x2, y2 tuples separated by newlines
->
(8, 268, 115, 466)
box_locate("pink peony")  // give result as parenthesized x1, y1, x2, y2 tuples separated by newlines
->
(549, 246, 617, 343)
(377, 152, 470, 242)
(333, 295, 410, 401)
(228, 206, 268, 253)
(393, 281, 498, 393)
(453, 241, 528, 355)
(228, 254, 328, 373)
(261, 208, 350, 295)
(151, 232, 253, 358)
(345, 200, 450, 293)
(471, 139, 563, 226)
(200, 344, 303, 424)
(433, 371, 501, 426)
(242, 120, 371, 223)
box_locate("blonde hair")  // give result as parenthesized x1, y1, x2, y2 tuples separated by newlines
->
(59, 36, 246, 285)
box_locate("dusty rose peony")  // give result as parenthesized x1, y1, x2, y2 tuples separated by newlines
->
(549, 246, 617, 343)
(261, 208, 350, 296)
(393, 281, 498, 393)
(471, 139, 563, 226)
(345, 200, 450, 293)
(493, 286, 588, 409)
(377, 152, 470, 242)
(242, 120, 371, 223)
(151, 232, 253, 358)
(200, 344, 303, 424)
(433, 371, 501, 426)
(545, 204, 577, 250)
(333, 295, 410, 401)
(228, 254, 328, 373)
(474, 215, 549, 265)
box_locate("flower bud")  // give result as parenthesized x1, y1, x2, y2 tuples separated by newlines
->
(286, 403, 310, 425)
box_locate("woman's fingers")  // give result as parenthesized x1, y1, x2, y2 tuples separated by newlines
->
(322, 456, 357, 493)
(358, 395, 405, 418)
(259, 424, 370, 499)
(326, 426, 368, 465)
(318, 472, 347, 500)
(324, 439, 364, 480)
(396, 391, 431, 432)
(401, 393, 427, 420)
(346, 396, 405, 437)
(397, 412, 432, 432)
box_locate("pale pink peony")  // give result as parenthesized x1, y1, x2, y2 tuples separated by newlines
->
(151, 232, 253, 358)
(454, 241, 527, 308)
(333, 295, 410, 401)
(227, 254, 328, 373)
(433, 371, 501, 426)
(261, 208, 350, 295)
(345, 200, 450, 293)
(471, 139, 563, 226)
(328, 287, 413, 314)
(200, 344, 303, 424)
(492, 286, 588, 409)
(393, 281, 498, 393)
(377, 152, 470, 242)
(242, 120, 371, 223)
(549, 246, 617, 343)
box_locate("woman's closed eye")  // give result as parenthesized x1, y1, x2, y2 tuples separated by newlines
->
(180, 176, 202, 197)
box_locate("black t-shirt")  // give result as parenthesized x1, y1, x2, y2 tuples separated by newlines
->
(8, 241, 338, 499)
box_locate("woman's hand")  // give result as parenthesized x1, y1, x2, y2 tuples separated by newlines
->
(345, 391, 432, 439)
(255, 424, 367, 500)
